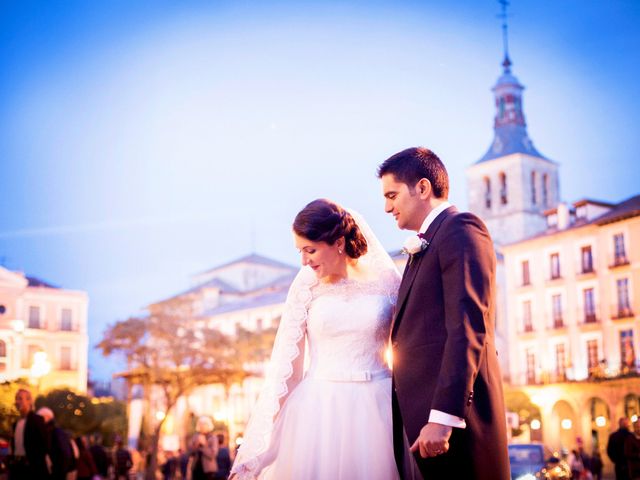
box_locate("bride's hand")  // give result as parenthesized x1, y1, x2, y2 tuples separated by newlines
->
(410, 422, 451, 458)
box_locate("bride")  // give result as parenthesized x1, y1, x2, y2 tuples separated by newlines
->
(230, 199, 403, 480)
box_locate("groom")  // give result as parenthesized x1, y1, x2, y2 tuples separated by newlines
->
(378, 147, 510, 480)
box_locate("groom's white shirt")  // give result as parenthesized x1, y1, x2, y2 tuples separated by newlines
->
(417, 201, 467, 430)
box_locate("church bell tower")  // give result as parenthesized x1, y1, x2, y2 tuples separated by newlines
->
(466, 1, 559, 245)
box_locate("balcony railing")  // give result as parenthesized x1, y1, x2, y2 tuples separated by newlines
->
(610, 255, 630, 268)
(519, 323, 535, 334)
(550, 316, 565, 329)
(612, 305, 635, 320)
(578, 266, 595, 275)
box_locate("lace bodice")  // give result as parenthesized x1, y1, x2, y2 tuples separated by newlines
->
(305, 278, 397, 377)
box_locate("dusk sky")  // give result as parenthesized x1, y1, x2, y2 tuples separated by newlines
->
(1, 0, 639, 381)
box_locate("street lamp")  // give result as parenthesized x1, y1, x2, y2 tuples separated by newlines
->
(30, 351, 51, 393)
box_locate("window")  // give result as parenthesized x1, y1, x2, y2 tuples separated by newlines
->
(587, 340, 599, 372)
(555, 344, 567, 381)
(617, 278, 632, 317)
(0, 340, 5, 372)
(614, 233, 628, 265)
(542, 173, 549, 207)
(484, 177, 491, 209)
(60, 309, 73, 331)
(23, 345, 42, 368)
(499, 172, 508, 205)
(620, 330, 635, 372)
(526, 349, 536, 384)
(531, 171, 537, 205)
(60, 347, 72, 371)
(552, 294, 563, 328)
(550, 253, 561, 280)
(28, 306, 41, 329)
(255, 318, 263, 332)
(522, 301, 533, 332)
(581, 246, 594, 273)
(583, 288, 596, 323)
(522, 260, 531, 286)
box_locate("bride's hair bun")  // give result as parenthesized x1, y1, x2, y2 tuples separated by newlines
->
(293, 199, 368, 259)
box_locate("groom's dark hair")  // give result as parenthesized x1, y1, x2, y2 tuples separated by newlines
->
(377, 147, 449, 199)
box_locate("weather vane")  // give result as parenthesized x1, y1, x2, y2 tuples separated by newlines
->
(497, 0, 512, 71)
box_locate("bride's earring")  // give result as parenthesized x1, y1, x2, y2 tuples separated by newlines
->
(338, 249, 342, 254)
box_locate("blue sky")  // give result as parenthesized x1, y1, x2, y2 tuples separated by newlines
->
(1, 0, 639, 382)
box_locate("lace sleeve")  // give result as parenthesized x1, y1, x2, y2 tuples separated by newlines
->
(230, 266, 316, 479)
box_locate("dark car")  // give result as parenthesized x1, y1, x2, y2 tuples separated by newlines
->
(510, 443, 547, 480)
(509, 443, 571, 480)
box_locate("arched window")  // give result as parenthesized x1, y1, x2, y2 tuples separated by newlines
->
(484, 177, 491, 209)
(542, 173, 549, 207)
(531, 171, 537, 205)
(499, 172, 508, 205)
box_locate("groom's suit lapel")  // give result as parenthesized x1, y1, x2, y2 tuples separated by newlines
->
(391, 206, 457, 338)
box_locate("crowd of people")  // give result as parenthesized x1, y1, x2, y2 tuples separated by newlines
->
(5, 388, 232, 480)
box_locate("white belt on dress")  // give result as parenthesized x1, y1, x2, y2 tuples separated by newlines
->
(309, 368, 391, 382)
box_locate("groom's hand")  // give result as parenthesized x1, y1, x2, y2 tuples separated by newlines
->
(410, 422, 452, 458)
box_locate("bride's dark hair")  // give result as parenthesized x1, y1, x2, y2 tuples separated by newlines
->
(293, 199, 368, 259)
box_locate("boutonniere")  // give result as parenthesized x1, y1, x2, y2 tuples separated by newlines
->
(401, 233, 429, 257)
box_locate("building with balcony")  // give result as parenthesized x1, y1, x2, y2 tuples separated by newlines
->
(502, 195, 640, 456)
(465, 20, 640, 475)
(0, 266, 89, 393)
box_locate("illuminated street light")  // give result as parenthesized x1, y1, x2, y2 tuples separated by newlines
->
(530, 419, 541, 430)
(595, 416, 607, 427)
(633, 415, 638, 423)
(30, 351, 51, 393)
(214, 410, 229, 422)
(155, 411, 166, 421)
(561, 419, 572, 430)
(11, 319, 25, 333)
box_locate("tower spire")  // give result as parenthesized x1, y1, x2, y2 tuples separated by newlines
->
(497, 0, 511, 72)
(476, 0, 547, 164)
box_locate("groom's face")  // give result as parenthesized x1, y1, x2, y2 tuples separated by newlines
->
(381, 173, 427, 231)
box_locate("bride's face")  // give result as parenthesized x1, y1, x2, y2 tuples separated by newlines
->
(294, 233, 346, 280)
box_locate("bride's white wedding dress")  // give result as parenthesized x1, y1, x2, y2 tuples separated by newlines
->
(257, 277, 400, 479)
(231, 210, 401, 480)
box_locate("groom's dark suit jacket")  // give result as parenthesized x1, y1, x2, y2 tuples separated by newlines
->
(391, 206, 510, 480)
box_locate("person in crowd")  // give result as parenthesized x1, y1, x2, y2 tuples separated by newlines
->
(160, 450, 178, 480)
(609, 417, 633, 480)
(590, 449, 604, 480)
(74, 436, 98, 480)
(9, 388, 49, 479)
(189, 416, 218, 480)
(625, 420, 640, 480)
(178, 448, 189, 479)
(88, 435, 110, 479)
(113, 438, 133, 480)
(36, 407, 76, 480)
(214, 435, 231, 480)
(569, 448, 585, 479)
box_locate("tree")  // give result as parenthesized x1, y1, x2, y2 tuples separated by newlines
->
(34, 389, 127, 444)
(0, 379, 30, 439)
(503, 387, 541, 438)
(98, 304, 250, 480)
